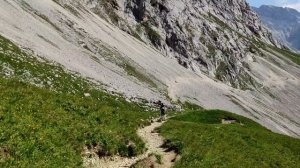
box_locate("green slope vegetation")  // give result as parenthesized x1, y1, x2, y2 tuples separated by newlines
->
(267, 45, 300, 66)
(159, 110, 300, 168)
(0, 35, 156, 167)
(250, 38, 300, 66)
(0, 78, 154, 167)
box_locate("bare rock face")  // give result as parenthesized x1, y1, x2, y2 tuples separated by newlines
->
(81, 0, 280, 90)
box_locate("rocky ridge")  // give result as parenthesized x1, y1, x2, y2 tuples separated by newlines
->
(82, 0, 280, 89)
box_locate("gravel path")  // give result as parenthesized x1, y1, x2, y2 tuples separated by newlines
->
(136, 120, 178, 168)
(83, 119, 178, 168)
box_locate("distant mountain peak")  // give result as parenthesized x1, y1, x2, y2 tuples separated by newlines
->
(254, 5, 300, 52)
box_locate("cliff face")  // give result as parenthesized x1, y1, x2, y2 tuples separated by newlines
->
(0, 0, 300, 137)
(81, 0, 279, 89)
(253, 5, 300, 52)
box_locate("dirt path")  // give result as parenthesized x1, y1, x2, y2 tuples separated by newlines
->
(136, 120, 179, 168)
(83, 119, 178, 168)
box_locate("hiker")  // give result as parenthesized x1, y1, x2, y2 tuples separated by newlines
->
(158, 100, 166, 121)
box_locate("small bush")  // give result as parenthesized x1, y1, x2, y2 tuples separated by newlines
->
(142, 22, 161, 46)
(215, 61, 229, 81)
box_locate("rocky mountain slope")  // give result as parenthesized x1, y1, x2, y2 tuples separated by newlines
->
(253, 5, 300, 52)
(88, 0, 278, 88)
(0, 0, 300, 138)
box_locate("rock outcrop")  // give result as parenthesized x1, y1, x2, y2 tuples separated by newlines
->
(82, 0, 280, 89)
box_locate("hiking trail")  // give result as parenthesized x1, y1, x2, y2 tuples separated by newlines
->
(83, 119, 179, 168)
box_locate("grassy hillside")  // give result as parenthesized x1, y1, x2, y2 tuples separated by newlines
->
(0, 35, 157, 167)
(159, 110, 300, 168)
(250, 38, 300, 66)
(268, 46, 300, 65)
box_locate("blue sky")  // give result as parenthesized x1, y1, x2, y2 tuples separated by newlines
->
(247, 0, 300, 11)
